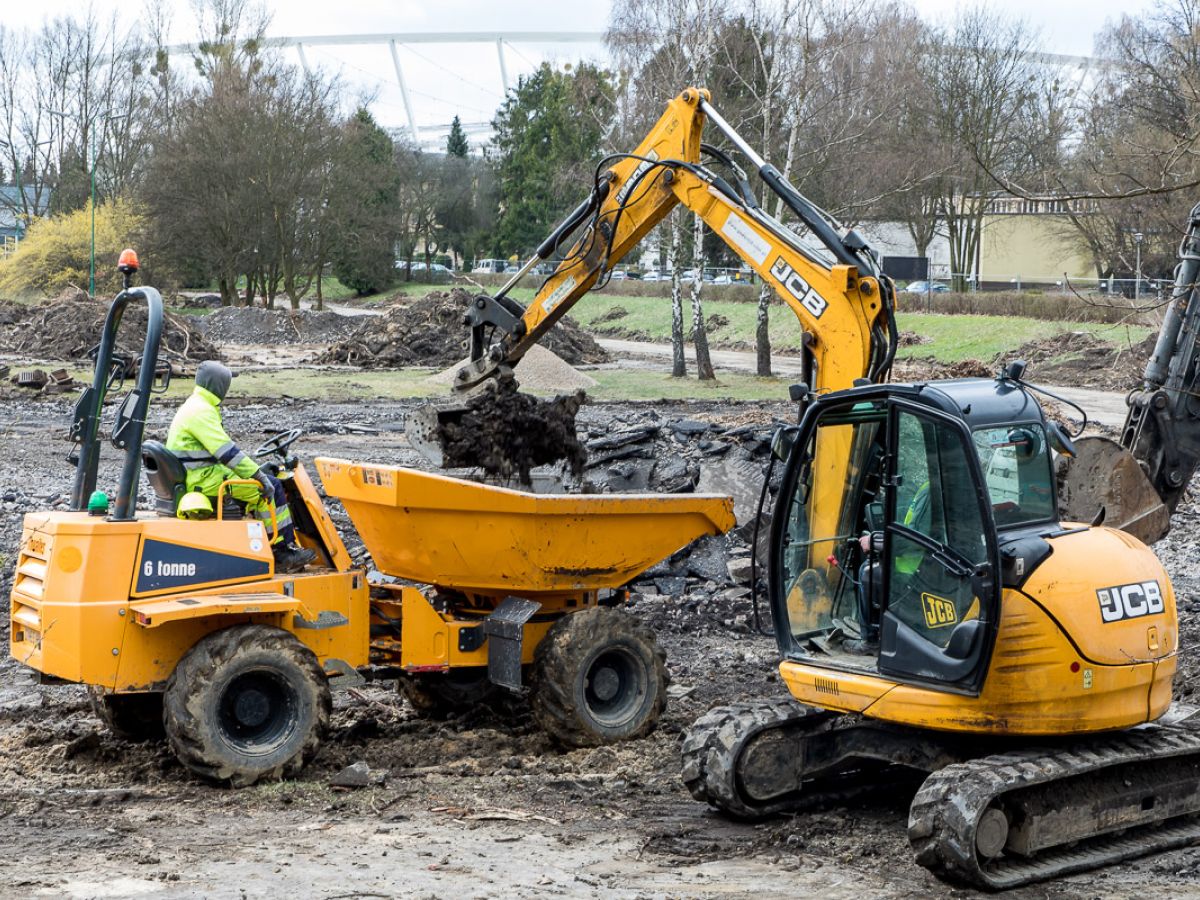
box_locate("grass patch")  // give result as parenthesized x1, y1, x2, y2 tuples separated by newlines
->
(570, 293, 1153, 364)
(61, 364, 787, 404)
(588, 369, 790, 402)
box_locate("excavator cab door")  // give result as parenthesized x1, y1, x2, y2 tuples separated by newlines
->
(876, 403, 999, 693)
(771, 391, 999, 696)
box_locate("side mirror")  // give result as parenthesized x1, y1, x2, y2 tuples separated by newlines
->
(1047, 420, 1076, 458)
(1004, 359, 1028, 381)
(151, 362, 173, 394)
(771, 426, 800, 462)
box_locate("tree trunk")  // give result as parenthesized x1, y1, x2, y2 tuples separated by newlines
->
(218, 275, 234, 307)
(668, 212, 686, 378)
(691, 213, 715, 381)
(756, 282, 772, 376)
(244, 273, 257, 309)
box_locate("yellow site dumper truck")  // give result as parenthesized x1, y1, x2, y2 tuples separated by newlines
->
(8, 273, 734, 786)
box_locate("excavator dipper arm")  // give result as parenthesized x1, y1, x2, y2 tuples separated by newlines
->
(1060, 201, 1200, 542)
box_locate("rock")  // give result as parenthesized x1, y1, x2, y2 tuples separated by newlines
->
(651, 456, 696, 493)
(654, 576, 687, 596)
(699, 455, 769, 526)
(685, 535, 730, 583)
(330, 760, 387, 788)
(727, 556, 754, 584)
(671, 419, 710, 435)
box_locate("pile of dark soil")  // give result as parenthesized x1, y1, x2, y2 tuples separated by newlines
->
(316, 289, 608, 368)
(196, 306, 363, 346)
(437, 387, 588, 482)
(1001, 330, 1155, 391)
(892, 357, 992, 382)
(0, 291, 218, 363)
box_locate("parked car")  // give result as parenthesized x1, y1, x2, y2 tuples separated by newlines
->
(640, 270, 666, 282)
(902, 280, 951, 294)
(608, 270, 627, 281)
(471, 259, 507, 275)
(397, 261, 453, 284)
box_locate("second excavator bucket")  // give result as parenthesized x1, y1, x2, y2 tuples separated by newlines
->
(1058, 434, 1170, 544)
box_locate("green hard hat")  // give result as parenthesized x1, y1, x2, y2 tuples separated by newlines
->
(177, 491, 214, 520)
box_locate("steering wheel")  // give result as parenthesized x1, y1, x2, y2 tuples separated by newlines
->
(254, 428, 303, 458)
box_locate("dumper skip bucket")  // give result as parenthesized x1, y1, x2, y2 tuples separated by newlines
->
(316, 458, 736, 596)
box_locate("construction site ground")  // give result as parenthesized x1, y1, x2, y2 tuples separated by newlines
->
(2, 311, 1199, 897)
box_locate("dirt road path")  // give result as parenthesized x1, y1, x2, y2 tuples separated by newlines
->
(598, 338, 1129, 426)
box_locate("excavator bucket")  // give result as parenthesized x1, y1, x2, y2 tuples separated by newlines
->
(1058, 434, 1170, 544)
(315, 458, 736, 596)
(405, 381, 587, 482)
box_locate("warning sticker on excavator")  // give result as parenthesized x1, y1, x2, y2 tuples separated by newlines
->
(721, 213, 770, 264)
(921, 593, 958, 628)
(541, 275, 577, 314)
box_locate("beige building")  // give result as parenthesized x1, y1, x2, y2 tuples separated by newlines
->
(979, 196, 1094, 287)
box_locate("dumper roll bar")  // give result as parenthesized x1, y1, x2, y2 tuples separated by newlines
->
(69, 285, 164, 521)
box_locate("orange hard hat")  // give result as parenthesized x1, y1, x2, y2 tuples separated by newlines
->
(117, 248, 139, 271)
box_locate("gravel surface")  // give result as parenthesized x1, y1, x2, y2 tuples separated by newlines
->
(2, 391, 1200, 897)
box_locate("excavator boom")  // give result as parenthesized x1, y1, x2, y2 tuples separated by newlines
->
(406, 89, 897, 474)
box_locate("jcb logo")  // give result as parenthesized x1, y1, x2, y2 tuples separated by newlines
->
(921, 593, 958, 629)
(771, 257, 828, 319)
(1098, 581, 1164, 623)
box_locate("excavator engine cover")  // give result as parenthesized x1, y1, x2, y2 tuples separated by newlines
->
(1058, 434, 1170, 544)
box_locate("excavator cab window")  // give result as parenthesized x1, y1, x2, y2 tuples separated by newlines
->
(972, 424, 1056, 529)
(772, 395, 999, 693)
(774, 400, 888, 659)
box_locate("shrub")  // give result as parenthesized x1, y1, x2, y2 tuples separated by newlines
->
(0, 198, 148, 298)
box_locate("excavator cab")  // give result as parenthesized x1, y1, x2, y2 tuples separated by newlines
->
(770, 375, 1061, 695)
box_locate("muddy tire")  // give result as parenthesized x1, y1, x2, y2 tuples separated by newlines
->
(399, 668, 497, 718)
(87, 687, 165, 742)
(531, 607, 666, 747)
(163, 625, 330, 787)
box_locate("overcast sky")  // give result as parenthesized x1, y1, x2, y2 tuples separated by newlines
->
(2, 0, 1160, 141)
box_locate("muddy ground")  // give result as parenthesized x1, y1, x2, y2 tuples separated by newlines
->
(2, 389, 1200, 900)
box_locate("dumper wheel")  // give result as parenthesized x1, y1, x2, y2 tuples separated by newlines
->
(87, 687, 165, 742)
(399, 668, 497, 718)
(531, 607, 666, 747)
(164, 624, 331, 787)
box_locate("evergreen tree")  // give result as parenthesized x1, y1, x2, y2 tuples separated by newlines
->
(488, 62, 615, 255)
(328, 107, 402, 296)
(446, 115, 470, 157)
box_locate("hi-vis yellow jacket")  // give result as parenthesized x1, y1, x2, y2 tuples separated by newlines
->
(166, 386, 260, 495)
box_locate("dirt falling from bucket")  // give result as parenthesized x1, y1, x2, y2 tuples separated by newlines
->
(438, 387, 588, 483)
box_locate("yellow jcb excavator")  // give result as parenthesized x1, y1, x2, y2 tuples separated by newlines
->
(409, 89, 1200, 890)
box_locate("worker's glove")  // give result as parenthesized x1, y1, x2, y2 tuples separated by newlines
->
(252, 467, 275, 499)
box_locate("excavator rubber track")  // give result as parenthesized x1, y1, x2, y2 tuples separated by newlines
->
(909, 726, 1200, 890)
(681, 699, 904, 818)
(685, 702, 1200, 890)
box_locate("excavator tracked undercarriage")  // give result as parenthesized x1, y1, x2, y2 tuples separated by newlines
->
(685, 700, 1200, 890)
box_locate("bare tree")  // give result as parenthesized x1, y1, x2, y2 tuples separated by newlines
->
(918, 8, 1054, 290)
(607, 0, 732, 380)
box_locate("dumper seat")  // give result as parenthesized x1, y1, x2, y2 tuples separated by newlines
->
(142, 440, 242, 519)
